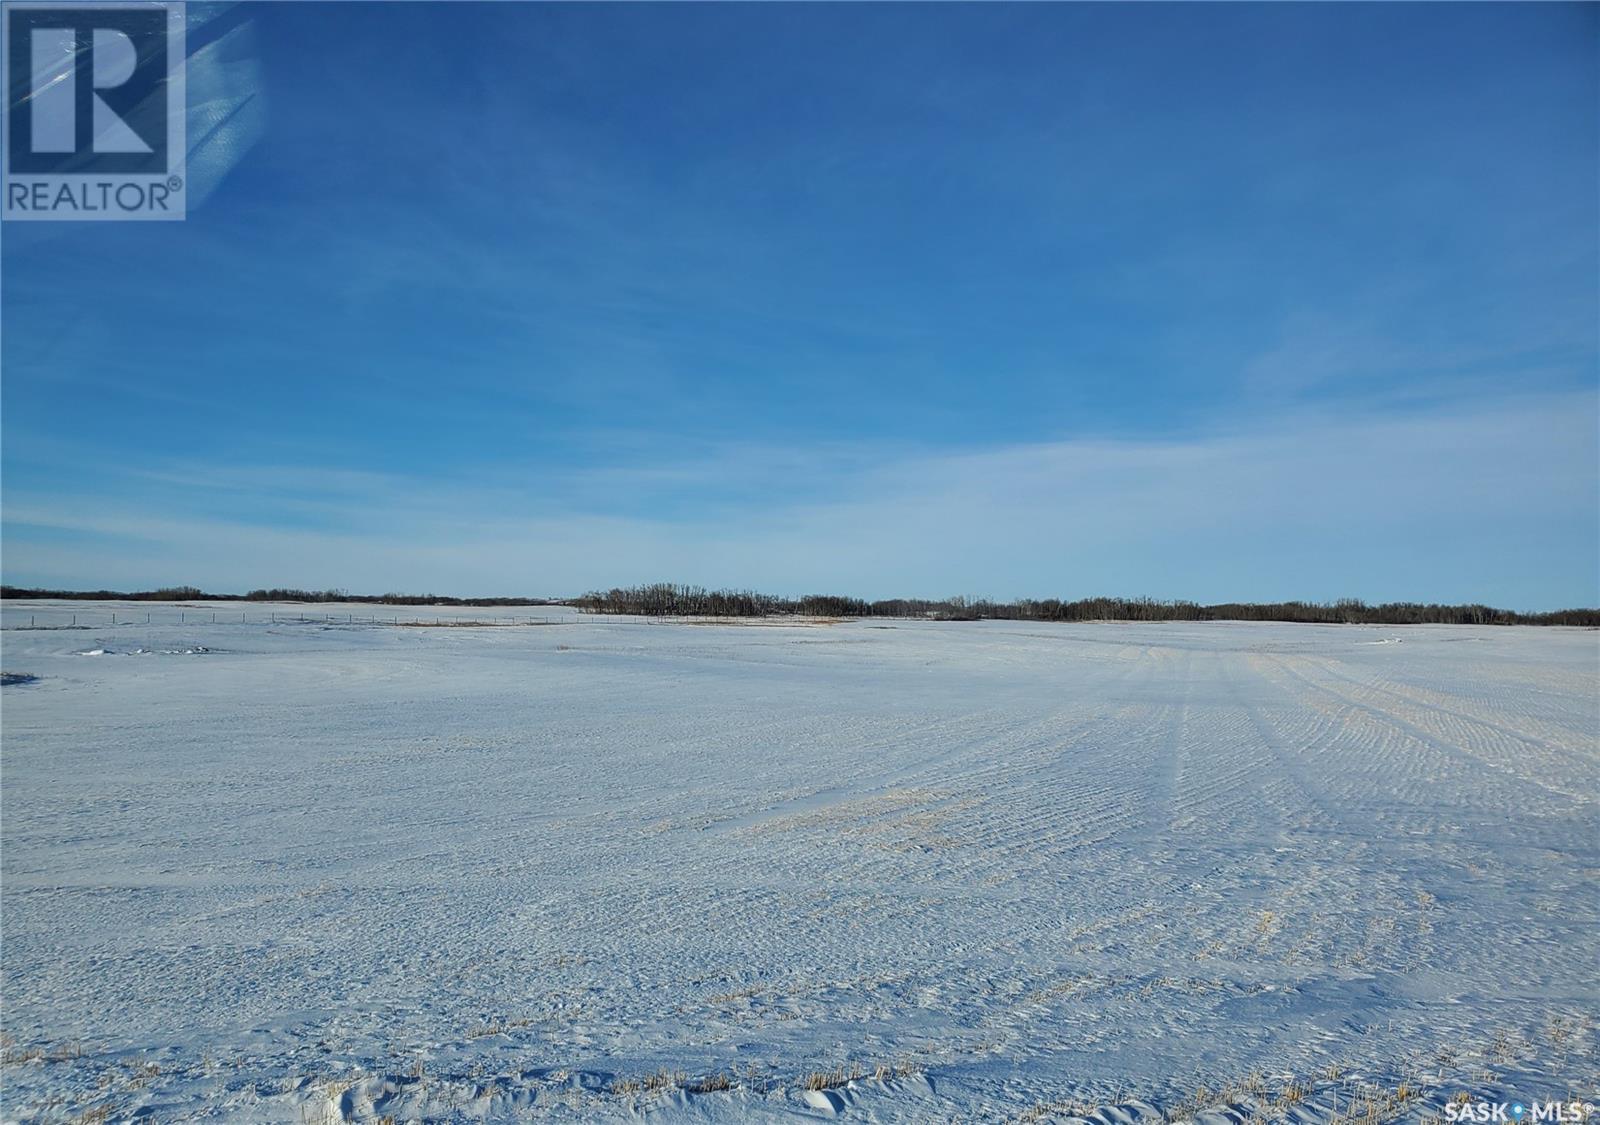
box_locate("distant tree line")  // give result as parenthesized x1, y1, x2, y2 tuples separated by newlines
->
(0, 585, 215, 602)
(4, 583, 1595, 625)
(573, 584, 1600, 626)
(0, 585, 558, 607)
(564, 584, 871, 618)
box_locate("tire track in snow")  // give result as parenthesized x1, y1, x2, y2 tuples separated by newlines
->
(1263, 653, 1592, 807)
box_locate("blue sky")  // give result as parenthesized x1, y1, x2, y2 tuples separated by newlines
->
(3, 2, 1596, 607)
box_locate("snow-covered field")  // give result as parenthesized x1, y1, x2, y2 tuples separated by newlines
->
(1, 602, 1596, 1123)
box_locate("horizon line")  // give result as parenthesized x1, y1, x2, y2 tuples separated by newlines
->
(3, 583, 1596, 620)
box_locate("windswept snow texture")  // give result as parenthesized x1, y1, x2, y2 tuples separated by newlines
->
(2, 603, 1597, 1123)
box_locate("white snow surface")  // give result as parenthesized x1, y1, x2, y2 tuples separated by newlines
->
(1, 602, 1596, 1122)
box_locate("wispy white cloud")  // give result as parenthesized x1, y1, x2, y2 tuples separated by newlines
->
(4, 390, 1594, 608)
